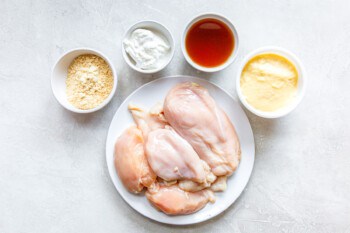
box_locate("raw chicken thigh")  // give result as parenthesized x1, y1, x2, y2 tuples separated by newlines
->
(146, 183, 215, 215)
(114, 126, 156, 193)
(164, 82, 241, 176)
(145, 127, 208, 183)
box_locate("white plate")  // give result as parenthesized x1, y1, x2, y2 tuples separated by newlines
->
(106, 76, 255, 225)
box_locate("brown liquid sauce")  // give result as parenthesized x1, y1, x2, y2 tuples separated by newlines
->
(185, 18, 234, 68)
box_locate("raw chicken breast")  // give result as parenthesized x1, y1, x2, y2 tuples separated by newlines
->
(145, 127, 208, 183)
(128, 103, 167, 139)
(178, 160, 217, 192)
(114, 126, 156, 193)
(146, 183, 215, 215)
(128, 102, 217, 192)
(164, 82, 241, 176)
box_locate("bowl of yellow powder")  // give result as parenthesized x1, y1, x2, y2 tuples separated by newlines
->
(236, 46, 306, 118)
(52, 48, 117, 113)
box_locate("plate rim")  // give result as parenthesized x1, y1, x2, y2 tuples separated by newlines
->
(105, 75, 255, 225)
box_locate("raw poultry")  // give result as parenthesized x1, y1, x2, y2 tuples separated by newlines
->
(114, 82, 241, 215)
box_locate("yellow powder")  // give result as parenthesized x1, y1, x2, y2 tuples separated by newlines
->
(66, 54, 113, 110)
(240, 53, 298, 112)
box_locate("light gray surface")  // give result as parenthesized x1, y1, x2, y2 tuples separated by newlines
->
(0, 0, 349, 232)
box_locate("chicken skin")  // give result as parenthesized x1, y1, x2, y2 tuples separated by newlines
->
(114, 126, 156, 193)
(164, 82, 241, 176)
(146, 183, 215, 215)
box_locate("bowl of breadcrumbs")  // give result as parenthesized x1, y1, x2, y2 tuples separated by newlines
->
(51, 48, 117, 113)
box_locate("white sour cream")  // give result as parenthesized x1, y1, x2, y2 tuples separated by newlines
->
(123, 29, 170, 70)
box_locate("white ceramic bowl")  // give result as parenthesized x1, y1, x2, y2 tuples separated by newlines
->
(181, 13, 239, 73)
(51, 48, 118, 113)
(122, 20, 175, 74)
(236, 46, 306, 118)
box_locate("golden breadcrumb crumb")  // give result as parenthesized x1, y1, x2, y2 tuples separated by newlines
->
(66, 54, 113, 110)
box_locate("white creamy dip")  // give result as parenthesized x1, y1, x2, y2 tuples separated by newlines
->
(123, 29, 170, 70)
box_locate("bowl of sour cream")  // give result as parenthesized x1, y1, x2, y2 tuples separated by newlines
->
(236, 46, 306, 118)
(122, 20, 175, 74)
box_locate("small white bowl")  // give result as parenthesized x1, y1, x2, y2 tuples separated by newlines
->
(181, 13, 239, 73)
(51, 48, 118, 114)
(236, 46, 306, 118)
(122, 20, 175, 74)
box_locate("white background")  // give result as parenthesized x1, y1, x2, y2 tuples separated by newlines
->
(0, 0, 349, 232)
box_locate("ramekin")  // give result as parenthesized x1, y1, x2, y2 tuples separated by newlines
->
(122, 20, 175, 74)
(51, 48, 118, 113)
(236, 46, 306, 118)
(181, 13, 239, 72)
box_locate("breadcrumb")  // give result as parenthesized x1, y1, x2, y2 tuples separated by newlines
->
(66, 54, 113, 110)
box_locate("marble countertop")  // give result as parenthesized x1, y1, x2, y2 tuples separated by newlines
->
(1, 0, 349, 232)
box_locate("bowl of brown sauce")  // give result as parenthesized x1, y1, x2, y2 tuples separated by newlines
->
(182, 13, 239, 72)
